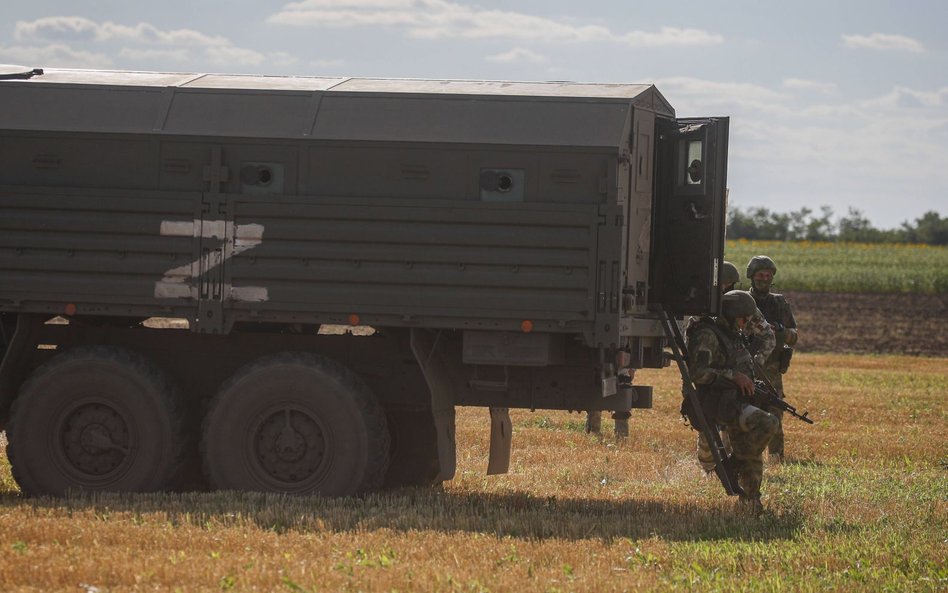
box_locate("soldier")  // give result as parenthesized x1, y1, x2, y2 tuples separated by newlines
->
(692, 261, 775, 473)
(746, 256, 799, 461)
(686, 290, 779, 512)
(721, 261, 776, 364)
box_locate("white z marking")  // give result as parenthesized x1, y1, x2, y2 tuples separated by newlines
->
(155, 219, 268, 302)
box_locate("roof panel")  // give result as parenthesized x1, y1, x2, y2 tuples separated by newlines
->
(0, 69, 671, 143)
(22, 69, 199, 87)
(313, 95, 631, 146)
(332, 78, 653, 99)
(183, 74, 349, 91)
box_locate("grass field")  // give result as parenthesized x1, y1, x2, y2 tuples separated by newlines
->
(723, 240, 948, 294)
(1, 352, 945, 592)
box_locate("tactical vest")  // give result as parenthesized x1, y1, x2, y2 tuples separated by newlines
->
(752, 290, 793, 369)
(752, 291, 787, 327)
(687, 317, 754, 378)
(685, 318, 753, 426)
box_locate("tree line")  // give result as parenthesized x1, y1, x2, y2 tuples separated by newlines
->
(726, 206, 948, 245)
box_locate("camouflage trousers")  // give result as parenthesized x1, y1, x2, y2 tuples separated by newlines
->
(760, 364, 785, 457)
(696, 403, 779, 497)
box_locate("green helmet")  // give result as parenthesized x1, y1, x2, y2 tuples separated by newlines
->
(721, 290, 757, 321)
(721, 261, 740, 287)
(746, 255, 777, 279)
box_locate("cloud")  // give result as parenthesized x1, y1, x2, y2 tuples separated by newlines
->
(683, 77, 948, 226)
(655, 76, 948, 188)
(10, 16, 292, 70)
(268, 0, 724, 46)
(0, 43, 112, 68)
(117, 48, 192, 62)
(841, 33, 924, 53)
(15, 16, 230, 47)
(205, 46, 267, 66)
(486, 47, 546, 63)
(782, 78, 837, 95)
(653, 76, 790, 115)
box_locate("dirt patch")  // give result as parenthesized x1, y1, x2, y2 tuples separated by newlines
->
(784, 291, 948, 357)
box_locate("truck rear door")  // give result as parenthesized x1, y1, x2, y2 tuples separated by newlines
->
(649, 117, 729, 316)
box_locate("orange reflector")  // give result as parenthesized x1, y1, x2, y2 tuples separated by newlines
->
(520, 320, 534, 333)
(64, 303, 77, 316)
(348, 314, 361, 326)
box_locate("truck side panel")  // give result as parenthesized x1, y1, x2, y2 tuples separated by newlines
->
(227, 195, 600, 332)
(0, 186, 201, 319)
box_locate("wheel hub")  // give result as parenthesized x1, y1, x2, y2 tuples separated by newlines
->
(60, 403, 130, 476)
(254, 408, 327, 483)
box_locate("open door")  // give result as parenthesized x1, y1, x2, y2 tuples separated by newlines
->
(649, 117, 729, 316)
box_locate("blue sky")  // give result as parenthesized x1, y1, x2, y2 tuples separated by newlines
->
(2, 0, 945, 229)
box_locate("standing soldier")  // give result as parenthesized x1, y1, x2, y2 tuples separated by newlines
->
(686, 290, 779, 512)
(721, 261, 775, 364)
(746, 256, 798, 462)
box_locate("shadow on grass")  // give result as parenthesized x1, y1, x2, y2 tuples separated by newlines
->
(0, 486, 804, 543)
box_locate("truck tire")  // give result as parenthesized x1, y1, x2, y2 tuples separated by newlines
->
(200, 352, 389, 495)
(6, 346, 187, 496)
(383, 405, 442, 488)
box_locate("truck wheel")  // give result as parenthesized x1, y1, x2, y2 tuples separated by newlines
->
(383, 405, 442, 488)
(6, 346, 187, 496)
(200, 352, 389, 495)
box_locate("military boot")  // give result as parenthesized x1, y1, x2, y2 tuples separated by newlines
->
(737, 495, 764, 516)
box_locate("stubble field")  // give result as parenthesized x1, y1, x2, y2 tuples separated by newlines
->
(1, 351, 945, 592)
(1, 239, 946, 591)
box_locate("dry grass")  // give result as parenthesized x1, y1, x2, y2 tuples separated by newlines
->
(1, 353, 945, 592)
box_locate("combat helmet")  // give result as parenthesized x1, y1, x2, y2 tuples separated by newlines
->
(721, 290, 757, 321)
(746, 255, 777, 278)
(721, 261, 740, 288)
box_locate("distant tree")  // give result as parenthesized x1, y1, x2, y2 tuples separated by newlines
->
(902, 211, 948, 245)
(837, 208, 893, 243)
(804, 206, 836, 241)
(727, 207, 792, 240)
(726, 205, 946, 245)
(786, 207, 812, 241)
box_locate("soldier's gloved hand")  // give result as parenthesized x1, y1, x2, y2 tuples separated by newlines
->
(733, 372, 755, 397)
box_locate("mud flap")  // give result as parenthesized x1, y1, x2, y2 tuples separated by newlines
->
(410, 328, 457, 481)
(487, 407, 511, 475)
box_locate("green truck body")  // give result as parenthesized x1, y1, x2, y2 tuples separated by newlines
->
(0, 67, 728, 496)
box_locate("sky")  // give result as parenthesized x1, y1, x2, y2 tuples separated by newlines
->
(2, 0, 946, 229)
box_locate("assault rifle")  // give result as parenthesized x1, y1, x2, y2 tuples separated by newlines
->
(657, 309, 745, 497)
(750, 361, 814, 425)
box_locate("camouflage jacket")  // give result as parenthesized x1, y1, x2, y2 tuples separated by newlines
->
(685, 308, 774, 365)
(744, 308, 776, 364)
(685, 317, 755, 387)
(750, 289, 798, 367)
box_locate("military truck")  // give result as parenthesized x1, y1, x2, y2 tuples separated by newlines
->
(0, 66, 728, 496)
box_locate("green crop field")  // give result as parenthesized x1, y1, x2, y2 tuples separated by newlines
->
(1, 353, 945, 592)
(724, 240, 948, 294)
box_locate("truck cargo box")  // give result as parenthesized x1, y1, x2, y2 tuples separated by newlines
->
(0, 67, 729, 497)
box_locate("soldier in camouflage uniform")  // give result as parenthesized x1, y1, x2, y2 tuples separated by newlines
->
(746, 256, 798, 461)
(691, 261, 775, 472)
(686, 290, 779, 512)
